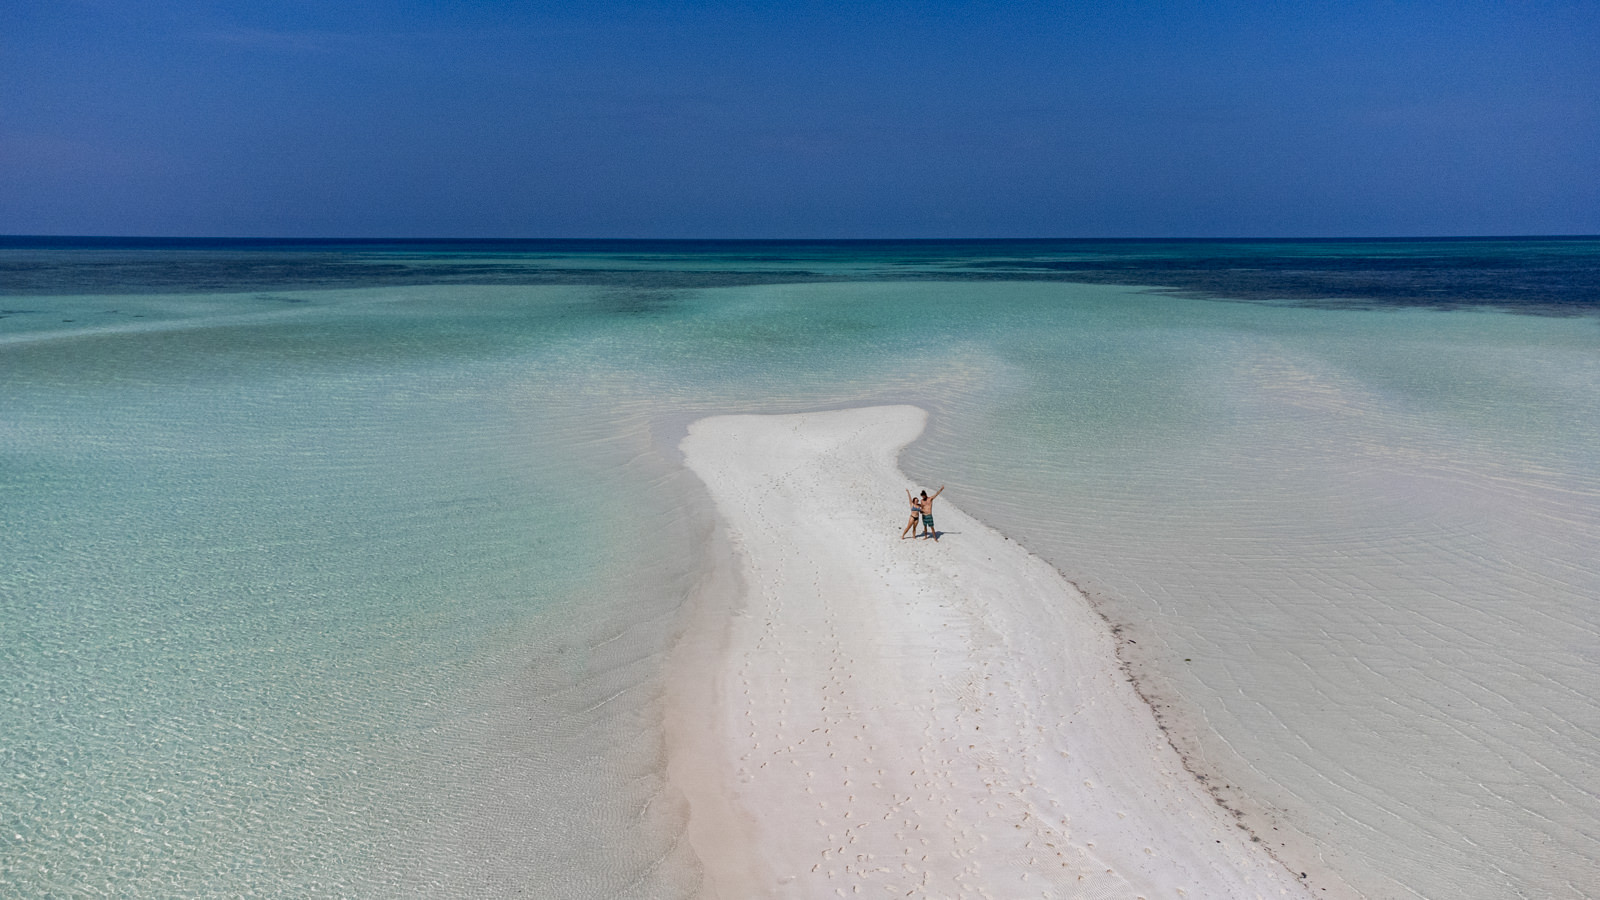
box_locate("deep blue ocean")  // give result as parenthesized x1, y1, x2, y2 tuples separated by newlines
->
(5, 237, 1600, 315)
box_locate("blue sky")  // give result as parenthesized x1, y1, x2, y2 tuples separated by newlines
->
(3, 1, 1596, 238)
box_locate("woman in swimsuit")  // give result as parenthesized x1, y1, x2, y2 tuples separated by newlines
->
(919, 485, 945, 540)
(901, 489, 923, 539)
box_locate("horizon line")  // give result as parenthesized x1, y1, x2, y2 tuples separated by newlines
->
(4, 233, 1599, 245)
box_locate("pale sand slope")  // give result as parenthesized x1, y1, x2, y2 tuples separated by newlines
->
(673, 406, 1313, 900)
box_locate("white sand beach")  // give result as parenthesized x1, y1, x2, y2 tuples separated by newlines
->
(672, 406, 1313, 899)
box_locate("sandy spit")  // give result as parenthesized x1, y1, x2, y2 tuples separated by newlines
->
(669, 405, 1313, 899)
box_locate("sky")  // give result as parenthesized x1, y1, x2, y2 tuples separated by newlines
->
(2, 1, 1597, 238)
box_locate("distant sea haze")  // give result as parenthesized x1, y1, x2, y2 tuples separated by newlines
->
(3, 240, 1596, 898)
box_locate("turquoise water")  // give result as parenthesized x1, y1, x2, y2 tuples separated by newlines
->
(3, 243, 1598, 898)
(895, 289, 1600, 898)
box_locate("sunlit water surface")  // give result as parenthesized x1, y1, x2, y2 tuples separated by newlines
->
(3, 241, 1597, 899)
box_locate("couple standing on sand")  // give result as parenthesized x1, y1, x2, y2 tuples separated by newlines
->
(901, 485, 944, 540)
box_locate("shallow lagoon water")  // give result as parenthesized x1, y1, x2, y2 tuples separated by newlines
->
(3, 242, 1598, 898)
(895, 288, 1600, 898)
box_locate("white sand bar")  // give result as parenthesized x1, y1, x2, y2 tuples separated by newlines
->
(674, 406, 1313, 899)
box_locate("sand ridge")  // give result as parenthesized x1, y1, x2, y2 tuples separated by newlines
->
(675, 405, 1311, 899)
